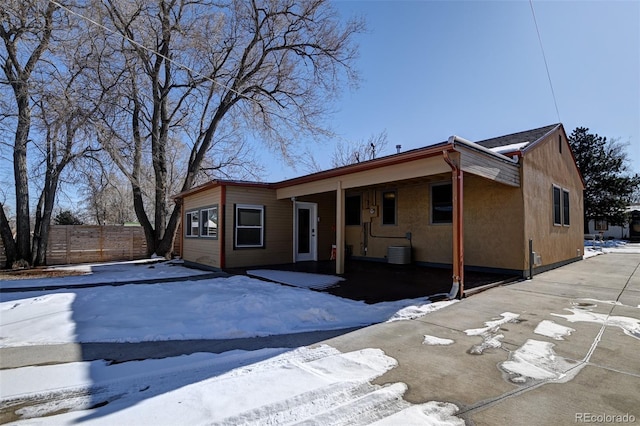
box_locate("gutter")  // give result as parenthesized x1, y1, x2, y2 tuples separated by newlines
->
(443, 135, 470, 299)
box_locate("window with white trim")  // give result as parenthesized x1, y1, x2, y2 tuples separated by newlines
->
(553, 185, 570, 226)
(201, 206, 218, 238)
(186, 210, 199, 237)
(235, 204, 264, 248)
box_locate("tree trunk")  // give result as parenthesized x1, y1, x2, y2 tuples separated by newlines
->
(584, 214, 590, 235)
(13, 91, 32, 263)
(0, 205, 17, 268)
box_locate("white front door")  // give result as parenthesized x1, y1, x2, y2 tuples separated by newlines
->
(295, 202, 318, 262)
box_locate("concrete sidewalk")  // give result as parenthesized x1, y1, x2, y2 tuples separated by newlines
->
(321, 253, 640, 425)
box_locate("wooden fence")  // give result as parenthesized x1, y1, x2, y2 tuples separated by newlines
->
(0, 225, 148, 266)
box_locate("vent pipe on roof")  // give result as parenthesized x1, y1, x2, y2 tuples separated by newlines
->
(396, 144, 401, 153)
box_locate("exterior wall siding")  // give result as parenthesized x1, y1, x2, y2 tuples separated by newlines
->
(182, 186, 222, 268)
(343, 174, 525, 271)
(224, 186, 293, 268)
(522, 128, 585, 271)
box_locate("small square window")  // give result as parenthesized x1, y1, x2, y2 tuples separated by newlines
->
(594, 219, 608, 231)
(235, 204, 264, 248)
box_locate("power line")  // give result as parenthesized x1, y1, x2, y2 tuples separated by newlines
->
(529, 0, 561, 123)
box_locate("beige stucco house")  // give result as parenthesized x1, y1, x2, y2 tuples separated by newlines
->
(175, 123, 584, 297)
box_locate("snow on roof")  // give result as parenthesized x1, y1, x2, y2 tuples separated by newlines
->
(489, 141, 530, 155)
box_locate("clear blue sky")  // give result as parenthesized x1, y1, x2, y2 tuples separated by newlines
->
(264, 0, 640, 181)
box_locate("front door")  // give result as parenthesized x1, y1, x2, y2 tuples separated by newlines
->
(295, 202, 318, 262)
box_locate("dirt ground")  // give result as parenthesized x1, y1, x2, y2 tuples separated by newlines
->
(0, 268, 86, 281)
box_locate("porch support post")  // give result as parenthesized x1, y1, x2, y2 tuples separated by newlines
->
(335, 180, 345, 274)
(291, 197, 296, 263)
(443, 149, 464, 299)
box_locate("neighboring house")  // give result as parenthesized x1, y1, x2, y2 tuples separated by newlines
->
(587, 205, 640, 240)
(175, 123, 584, 297)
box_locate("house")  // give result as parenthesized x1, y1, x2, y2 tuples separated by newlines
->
(175, 123, 584, 297)
(587, 205, 640, 240)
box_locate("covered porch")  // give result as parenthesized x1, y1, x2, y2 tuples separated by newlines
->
(226, 260, 518, 304)
(274, 136, 522, 299)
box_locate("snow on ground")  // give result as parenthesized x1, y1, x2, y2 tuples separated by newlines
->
(2, 345, 464, 425)
(0, 259, 210, 290)
(499, 339, 581, 384)
(422, 335, 455, 346)
(247, 269, 345, 290)
(464, 312, 520, 355)
(0, 274, 435, 347)
(534, 320, 575, 341)
(552, 308, 640, 340)
(386, 300, 457, 322)
(583, 240, 640, 258)
(0, 261, 466, 424)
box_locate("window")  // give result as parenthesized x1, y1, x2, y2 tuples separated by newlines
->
(345, 195, 361, 226)
(201, 206, 218, 238)
(382, 190, 396, 225)
(594, 219, 608, 231)
(562, 190, 570, 226)
(553, 186, 562, 225)
(432, 183, 452, 224)
(553, 185, 570, 226)
(186, 211, 199, 237)
(235, 204, 264, 248)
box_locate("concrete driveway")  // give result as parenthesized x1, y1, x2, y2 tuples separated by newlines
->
(321, 253, 640, 425)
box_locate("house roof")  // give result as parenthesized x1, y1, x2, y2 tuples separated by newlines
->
(176, 123, 566, 199)
(174, 179, 271, 199)
(474, 123, 560, 151)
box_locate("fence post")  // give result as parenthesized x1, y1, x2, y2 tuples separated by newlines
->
(66, 227, 71, 264)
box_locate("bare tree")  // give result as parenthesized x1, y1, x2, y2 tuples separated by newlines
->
(1, 1, 102, 266)
(0, 1, 58, 266)
(79, 0, 363, 257)
(331, 130, 389, 168)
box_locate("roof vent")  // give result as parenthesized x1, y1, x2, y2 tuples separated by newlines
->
(396, 144, 401, 153)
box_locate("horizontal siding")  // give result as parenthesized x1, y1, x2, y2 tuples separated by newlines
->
(459, 148, 520, 187)
(182, 186, 222, 268)
(225, 186, 293, 268)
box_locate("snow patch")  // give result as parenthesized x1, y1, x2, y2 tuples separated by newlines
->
(534, 320, 575, 340)
(2, 345, 464, 425)
(0, 275, 439, 348)
(386, 300, 458, 322)
(552, 309, 640, 340)
(464, 312, 520, 354)
(500, 339, 580, 383)
(423, 335, 455, 346)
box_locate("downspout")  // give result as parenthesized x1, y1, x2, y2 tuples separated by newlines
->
(443, 136, 466, 299)
(220, 185, 226, 268)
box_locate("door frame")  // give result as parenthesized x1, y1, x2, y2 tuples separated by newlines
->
(294, 202, 318, 262)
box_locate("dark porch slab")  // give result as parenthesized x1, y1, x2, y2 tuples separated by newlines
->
(226, 260, 518, 304)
